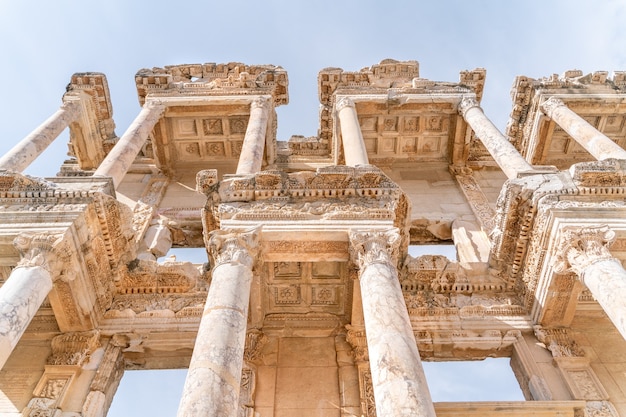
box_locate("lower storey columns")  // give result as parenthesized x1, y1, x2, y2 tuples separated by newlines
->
(459, 96, 534, 179)
(350, 229, 436, 417)
(558, 226, 626, 341)
(337, 97, 369, 166)
(236, 96, 271, 175)
(542, 97, 626, 161)
(0, 232, 67, 370)
(176, 227, 261, 417)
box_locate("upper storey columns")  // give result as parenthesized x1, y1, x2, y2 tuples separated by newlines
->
(542, 97, 626, 161)
(459, 97, 534, 179)
(94, 100, 166, 188)
(350, 229, 436, 417)
(0, 98, 81, 172)
(336, 97, 369, 166)
(236, 96, 272, 175)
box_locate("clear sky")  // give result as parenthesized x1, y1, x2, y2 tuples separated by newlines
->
(1, 0, 624, 414)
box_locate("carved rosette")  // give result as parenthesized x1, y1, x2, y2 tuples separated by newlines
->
(541, 97, 566, 119)
(13, 232, 71, 279)
(554, 226, 616, 276)
(208, 226, 261, 269)
(458, 96, 480, 118)
(349, 228, 400, 273)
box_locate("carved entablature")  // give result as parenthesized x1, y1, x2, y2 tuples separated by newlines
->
(287, 135, 330, 157)
(534, 326, 585, 358)
(506, 69, 626, 168)
(47, 330, 101, 366)
(570, 159, 626, 189)
(117, 259, 201, 295)
(198, 166, 408, 237)
(63, 72, 118, 171)
(401, 255, 524, 319)
(490, 172, 576, 286)
(135, 62, 288, 106)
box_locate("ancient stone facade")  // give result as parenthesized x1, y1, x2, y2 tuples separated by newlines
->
(0, 59, 625, 416)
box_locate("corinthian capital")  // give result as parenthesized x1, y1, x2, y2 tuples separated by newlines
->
(554, 225, 615, 276)
(13, 232, 71, 278)
(458, 96, 480, 117)
(541, 97, 566, 118)
(208, 226, 262, 269)
(349, 228, 400, 271)
(250, 96, 271, 111)
(336, 97, 355, 113)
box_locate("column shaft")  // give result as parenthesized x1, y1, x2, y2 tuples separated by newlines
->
(0, 100, 80, 172)
(0, 266, 53, 369)
(581, 259, 626, 340)
(177, 228, 260, 417)
(459, 97, 533, 179)
(94, 101, 165, 188)
(236, 97, 271, 175)
(542, 97, 626, 160)
(337, 97, 369, 166)
(351, 229, 435, 417)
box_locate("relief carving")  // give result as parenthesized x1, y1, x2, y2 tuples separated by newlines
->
(47, 330, 101, 366)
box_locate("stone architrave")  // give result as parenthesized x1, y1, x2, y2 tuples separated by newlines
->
(555, 225, 626, 340)
(350, 228, 435, 417)
(459, 96, 534, 179)
(337, 97, 369, 166)
(542, 97, 626, 161)
(0, 232, 69, 370)
(94, 100, 166, 188)
(0, 98, 81, 172)
(236, 96, 271, 175)
(176, 226, 261, 417)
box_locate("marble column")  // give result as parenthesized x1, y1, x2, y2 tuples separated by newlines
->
(94, 100, 166, 188)
(176, 226, 261, 417)
(0, 233, 67, 370)
(0, 99, 81, 172)
(337, 97, 369, 166)
(236, 97, 271, 175)
(556, 225, 626, 340)
(542, 97, 626, 161)
(459, 96, 534, 179)
(350, 229, 435, 417)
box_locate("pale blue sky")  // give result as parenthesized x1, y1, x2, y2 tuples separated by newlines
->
(1, 0, 624, 414)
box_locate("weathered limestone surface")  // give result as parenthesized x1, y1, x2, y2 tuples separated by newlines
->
(351, 229, 435, 417)
(4, 61, 626, 417)
(177, 227, 260, 417)
(459, 96, 533, 179)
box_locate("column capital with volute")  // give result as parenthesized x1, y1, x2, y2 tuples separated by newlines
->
(553, 225, 615, 276)
(349, 228, 400, 271)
